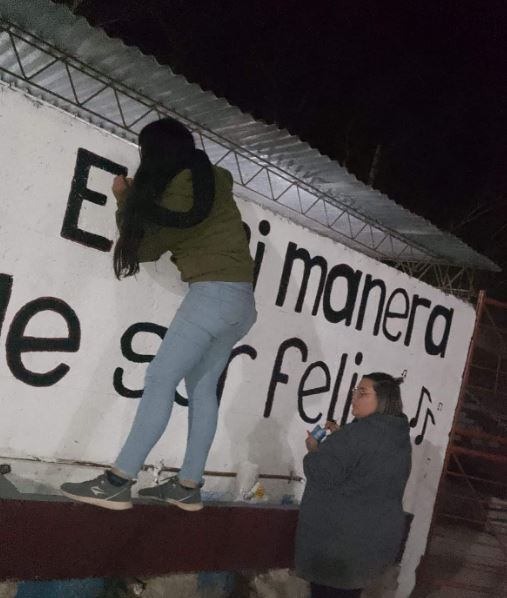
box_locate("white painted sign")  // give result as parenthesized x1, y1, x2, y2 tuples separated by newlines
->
(0, 85, 475, 596)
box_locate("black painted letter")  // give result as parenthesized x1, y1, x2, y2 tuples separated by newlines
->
(61, 148, 127, 251)
(297, 361, 330, 423)
(425, 305, 454, 358)
(276, 243, 327, 315)
(113, 322, 169, 399)
(0, 274, 13, 339)
(383, 288, 410, 342)
(6, 297, 80, 386)
(322, 264, 361, 325)
(217, 344, 258, 403)
(264, 338, 308, 417)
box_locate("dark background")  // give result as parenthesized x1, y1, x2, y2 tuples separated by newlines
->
(56, 1, 506, 299)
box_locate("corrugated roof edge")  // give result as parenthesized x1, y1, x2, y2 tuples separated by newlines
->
(0, 0, 500, 272)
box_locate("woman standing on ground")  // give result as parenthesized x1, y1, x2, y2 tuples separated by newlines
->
(61, 117, 256, 512)
(296, 373, 412, 598)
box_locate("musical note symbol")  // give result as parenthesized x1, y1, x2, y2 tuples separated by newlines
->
(415, 409, 435, 445)
(410, 386, 432, 428)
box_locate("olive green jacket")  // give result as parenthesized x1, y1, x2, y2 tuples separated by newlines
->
(117, 166, 254, 283)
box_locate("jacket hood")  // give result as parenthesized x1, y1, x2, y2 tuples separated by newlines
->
(355, 412, 411, 448)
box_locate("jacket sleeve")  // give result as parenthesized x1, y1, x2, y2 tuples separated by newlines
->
(159, 173, 194, 212)
(115, 208, 170, 263)
(129, 175, 192, 262)
(137, 224, 172, 263)
(303, 427, 360, 491)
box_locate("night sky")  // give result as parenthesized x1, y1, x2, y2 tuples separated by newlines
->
(57, 1, 506, 299)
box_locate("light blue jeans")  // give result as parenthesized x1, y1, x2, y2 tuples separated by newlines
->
(114, 282, 257, 483)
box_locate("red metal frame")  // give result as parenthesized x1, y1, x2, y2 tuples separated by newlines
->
(415, 292, 507, 596)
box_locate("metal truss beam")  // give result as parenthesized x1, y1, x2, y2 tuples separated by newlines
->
(387, 261, 476, 301)
(0, 19, 476, 298)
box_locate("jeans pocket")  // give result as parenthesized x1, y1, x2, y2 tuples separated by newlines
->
(218, 286, 254, 326)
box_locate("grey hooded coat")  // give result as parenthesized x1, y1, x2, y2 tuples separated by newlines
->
(295, 413, 412, 590)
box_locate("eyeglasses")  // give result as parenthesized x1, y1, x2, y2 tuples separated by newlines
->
(352, 387, 374, 397)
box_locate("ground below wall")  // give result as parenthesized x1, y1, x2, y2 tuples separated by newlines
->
(0, 567, 402, 597)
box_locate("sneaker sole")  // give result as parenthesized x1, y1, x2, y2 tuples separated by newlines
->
(166, 498, 204, 512)
(61, 490, 133, 511)
(140, 494, 203, 512)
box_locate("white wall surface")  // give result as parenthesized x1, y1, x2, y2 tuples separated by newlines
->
(0, 85, 476, 596)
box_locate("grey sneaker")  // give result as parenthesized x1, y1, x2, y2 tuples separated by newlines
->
(60, 473, 134, 510)
(138, 475, 203, 512)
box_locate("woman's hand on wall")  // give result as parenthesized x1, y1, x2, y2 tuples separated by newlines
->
(112, 175, 133, 205)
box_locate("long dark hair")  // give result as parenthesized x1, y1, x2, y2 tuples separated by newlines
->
(363, 372, 405, 416)
(113, 117, 214, 279)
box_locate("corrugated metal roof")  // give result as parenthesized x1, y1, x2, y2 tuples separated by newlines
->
(0, 0, 499, 271)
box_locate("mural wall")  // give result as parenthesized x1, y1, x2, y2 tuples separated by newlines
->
(0, 85, 475, 596)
